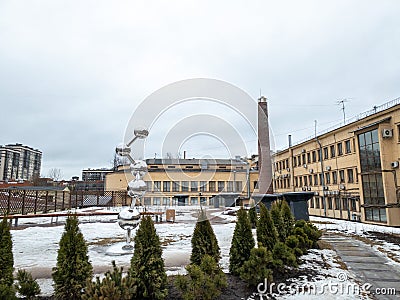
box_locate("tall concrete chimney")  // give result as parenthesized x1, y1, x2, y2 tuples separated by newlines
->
(257, 96, 273, 194)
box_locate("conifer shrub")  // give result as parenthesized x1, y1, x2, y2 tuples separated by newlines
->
(256, 203, 278, 251)
(280, 200, 294, 238)
(229, 208, 255, 275)
(294, 220, 322, 248)
(0, 217, 16, 300)
(248, 199, 258, 228)
(82, 261, 136, 300)
(239, 246, 273, 287)
(129, 216, 168, 300)
(272, 242, 297, 270)
(285, 235, 303, 257)
(190, 208, 220, 265)
(52, 214, 93, 300)
(270, 202, 286, 242)
(14, 269, 41, 299)
(176, 255, 227, 300)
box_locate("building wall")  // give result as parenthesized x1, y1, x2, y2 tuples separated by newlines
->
(105, 159, 258, 206)
(273, 101, 400, 227)
(0, 144, 42, 181)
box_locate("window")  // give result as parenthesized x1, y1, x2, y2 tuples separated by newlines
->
(163, 181, 171, 192)
(209, 181, 216, 192)
(227, 181, 234, 192)
(319, 173, 324, 185)
(253, 181, 258, 189)
(163, 197, 170, 205)
(307, 153, 311, 164)
(330, 145, 336, 158)
(347, 169, 354, 183)
(293, 157, 297, 167)
(154, 181, 161, 191)
(342, 198, 348, 210)
(321, 197, 325, 209)
(324, 147, 329, 160)
(339, 170, 345, 183)
(312, 151, 317, 162)
(317, 149, 321, 161)
(285, 159, 289, 169)
(218, 181, 225, 192)
(308, 175, 313, 186)
(302, 154, 306, 165)
(144, 197, 151, 205)
(191, 181, 198, 192)
(200, 181, 207, 192)
(325, 172, 330, 184)
(303, 176, 308, 186)
(332, 171, 337, 184)
(190, 197, 198, 205)
(335, 197, 340, 210)
(181, 181, 189, 192)
(153, 197, 161, 205)
(297, 156, 301, 166)
(337, 142, 343, 156)
(172, 181, 179, 192)
(294, 177, 298, 187)
(236, 181, 243, 192)
(200, 197, 207, 204)
(309, 198, 314, 208)
(315, 197, 320, 208)
(328, 197, 333, 209)
(299, 176, 303, 187)
(345, 140, 351, 153)
(314, 174, 318, 186)
(358, 129, 386, 222)
(145, 181, 152, 191)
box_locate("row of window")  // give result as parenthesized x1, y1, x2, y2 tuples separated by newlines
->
(143, 196, 213, 206)
(309, 196, 357, 211)
(275, 139, 355, 171)
(145, 181, 243, 193)
(294, 168, 358, 187)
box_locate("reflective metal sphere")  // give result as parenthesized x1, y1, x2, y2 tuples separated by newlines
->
(115, 143, 131, 156)
(118, 208, 141, 230)
(130, 160, 148, 177)
(134, 128, 149, 139)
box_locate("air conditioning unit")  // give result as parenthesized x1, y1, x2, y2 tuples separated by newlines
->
(309, 169, 314, 174)
(323, 186, 329, 191)
(286, 168, 290, 172)
(382, 128, 393, 138)
(391, 161, 399, 168)
(303, 164, 307, 168)
(326, 166, 331, 171)
(307, 186, 312, 191)
(302, 187, 306, 191)
(339, 184, 346, 190)
(302, 149, 306, 153)
(332, 191, 339, 195)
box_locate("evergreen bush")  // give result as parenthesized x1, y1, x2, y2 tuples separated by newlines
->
(295, 220, 322, 248)
(239, 246, 273, 287)
(14, 269, 41, 299)
(256, 203, 278, 251)
(52, 214, 93, 300)
(280, 200, 294, 238)
(270, 202, 286, 242)
(229, 208, 255, 275)
(129, 216, 168, 300)
(272, 242, 297, 269)
(248, 199, 258, 228)
(0, 217, 15, 300)
(83, 261, 136, 300)
(176, 255, 226, 300)
(190, 208, 220, 265)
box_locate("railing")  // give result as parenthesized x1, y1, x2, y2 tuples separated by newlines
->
(292, 96, 400, 147)
(0, 190, 129, 216)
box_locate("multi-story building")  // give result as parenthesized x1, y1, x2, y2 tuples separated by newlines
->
(105, 158, 259, 206)
(82, 168, 113, 181)
(272, 97, 400, 226)
(0, 143, 42, 181)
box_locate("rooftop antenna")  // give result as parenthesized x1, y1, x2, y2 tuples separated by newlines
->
(337, 99, 349, 125)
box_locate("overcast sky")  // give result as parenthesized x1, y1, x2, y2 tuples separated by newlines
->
(1, 1, 399, 180)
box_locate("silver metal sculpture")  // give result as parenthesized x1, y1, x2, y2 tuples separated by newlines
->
(115, 128, 149, 250)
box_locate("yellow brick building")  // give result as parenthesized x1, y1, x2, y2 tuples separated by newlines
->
(272, 98, 400, 226)
(105, 158, 259, 207)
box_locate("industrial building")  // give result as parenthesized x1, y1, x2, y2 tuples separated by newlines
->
(0, 143, 42, 181)
(272, 97, 400, 226)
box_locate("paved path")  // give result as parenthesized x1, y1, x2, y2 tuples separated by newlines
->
(323, 233, 400, 300)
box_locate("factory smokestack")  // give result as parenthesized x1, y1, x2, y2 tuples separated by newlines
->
(257, 96, 273, 194)
(288, 134, 292, 148)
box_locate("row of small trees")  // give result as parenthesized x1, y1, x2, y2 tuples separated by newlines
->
(229, 200, 321, 286)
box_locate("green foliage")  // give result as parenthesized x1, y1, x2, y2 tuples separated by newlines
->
(130, 216, 168, 300)
(229, 208, 255, 275)
(281, 200, 294, 238)
(14, 269, 41, 299)
(82, 261, 136, 300)
(0, 283, 16, 300)
(176, 255, 227, 300)
(0, 217, 14, 288)
(256, 203, 278, 251)
(239, 246, 273, 287)
(190, 209, 220, 266)
(295, 220, 322, 248)
(52, 214, 93, 300)
(248, 199, 258, 228)
(270, 202, 286, 242)
(272, 242, 297, 269)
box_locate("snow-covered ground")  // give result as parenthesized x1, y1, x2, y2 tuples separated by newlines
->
(9, 208, 389, 298)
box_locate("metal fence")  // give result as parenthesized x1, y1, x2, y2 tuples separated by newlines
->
(0, 190, 129, 216)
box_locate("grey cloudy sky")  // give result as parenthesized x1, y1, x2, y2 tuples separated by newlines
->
(1, 1, 399, 179)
